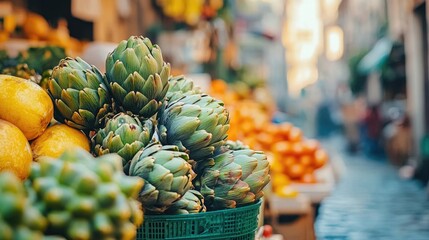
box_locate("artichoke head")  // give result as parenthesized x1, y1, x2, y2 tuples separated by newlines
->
(128, 142, 196, 213)
(195, 151, 254, 210)
(48, 57, 111, 130)
(93, 113, 154, 170)
(165, 190, 206, 214)
(229, 145, 271, 200)
(157, 94, 230, 164)
(105, 36, 170, 119)
(166, 75, 201, 102)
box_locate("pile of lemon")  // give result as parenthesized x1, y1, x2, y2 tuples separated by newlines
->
(0, 75, 89, 179)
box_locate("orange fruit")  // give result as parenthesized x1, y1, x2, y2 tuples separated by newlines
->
(303, 139, 320, 154)
(0, 119, 32, 179)
(299, 155, 312, 167)
(288, 127, 303, 142)
(270, 158, 285, 174)
(272, 141, 292, 154)
(283, 155, 297, 168)
(291, 142, 304, 156)
(286, 163, 305, 179)
(210, 79, 228, 93)
(279, 122, 292, 136)
(258, 132, 274, 147)
(313, 149, 328, 169)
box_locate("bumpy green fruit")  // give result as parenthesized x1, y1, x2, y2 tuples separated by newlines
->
(0, 172, 47, 240)
(27, 149, 144, 240)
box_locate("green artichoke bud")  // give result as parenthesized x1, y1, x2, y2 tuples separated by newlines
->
(165, 190, 206, 214)
(195, 151, 253, 210)
(105, 36, 170, 118)
(93, 113, 154, 170)
(157, 94, 230, 164)
(166, 75, 201, 102)
(224, 140, 250, 151)
(229, 146, 271, 200)
(48, 57, 111, 130)
(1, 63, 41, 84)
(0, 172, 47, 240)
(128, 142, 196, 213)
(39, 69, 52, 91)
(27, 149, 144, 240)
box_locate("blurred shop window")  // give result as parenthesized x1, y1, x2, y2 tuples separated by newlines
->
(27, 0, 96, 41)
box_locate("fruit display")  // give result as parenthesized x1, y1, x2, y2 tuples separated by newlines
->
(0, 34, 270, 239)
(209, 79, 329, 197)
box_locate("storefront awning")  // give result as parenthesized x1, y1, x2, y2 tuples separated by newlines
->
(357, 37, 392, 74)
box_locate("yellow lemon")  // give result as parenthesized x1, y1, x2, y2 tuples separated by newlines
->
(0, 75, 54, 140)
(31, 124, 90, 159)
(0, 119, 33, 179)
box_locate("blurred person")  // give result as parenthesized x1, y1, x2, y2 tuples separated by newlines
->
(362, 105, 384, 157)
(336, 83, 365, 153)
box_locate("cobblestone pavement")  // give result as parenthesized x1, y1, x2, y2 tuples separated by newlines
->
(315, 140, 429, 240)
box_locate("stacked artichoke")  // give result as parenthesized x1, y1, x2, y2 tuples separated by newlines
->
(166, 75, 201, 102)
(48, 57, 110, 130)
(93, 113, 154, 171)
(128, 142, 196, 213)
(105, 36, 170, 118)
(44, 35, 270, 216)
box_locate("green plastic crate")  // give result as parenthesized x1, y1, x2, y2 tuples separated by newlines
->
(137, 200, 262, 240)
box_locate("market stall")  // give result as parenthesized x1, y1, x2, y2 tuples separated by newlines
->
(0, 1, 342, 239)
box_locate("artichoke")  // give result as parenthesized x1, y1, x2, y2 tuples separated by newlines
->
(223, 140, 249, 151)
(28, 149, 144, 240)
(157, 94, 230, 164)
(229, 147, 271, 200)
(166, 75, 201, 102)
(165, 190, 206, 214)
(196, 151, 254, 210)
(1, 63, 41, 84)
(0, 172, 47, 240)
(105, 36, 170, 118)
(48, 57, 110, 130)
(93, 113, 154, 170)
(128, 142, 196, 213)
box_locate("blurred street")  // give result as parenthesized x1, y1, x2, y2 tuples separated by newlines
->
(315, 136, 429, 240)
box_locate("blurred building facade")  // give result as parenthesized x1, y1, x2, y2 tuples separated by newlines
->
(390, 0, 429, 181)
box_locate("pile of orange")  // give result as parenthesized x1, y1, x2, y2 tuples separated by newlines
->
(269, 123, 329, 183)
(209, 79, 329, 195)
